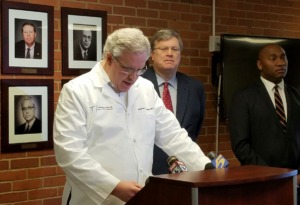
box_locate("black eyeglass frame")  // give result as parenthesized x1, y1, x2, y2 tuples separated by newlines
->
(113, 57, 148, 76)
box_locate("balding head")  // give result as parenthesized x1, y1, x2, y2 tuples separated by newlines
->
(256, 43, 288, 84)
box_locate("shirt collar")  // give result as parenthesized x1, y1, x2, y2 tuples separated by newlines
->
(156, 73, 177, 89)
(25, 43, 35, 49)
(260, 76, 284, 92)
(27, 117, 36, 128)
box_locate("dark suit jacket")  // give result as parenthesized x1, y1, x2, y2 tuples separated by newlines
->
(142, 67, 206, 174)
(15, 40, 42, 59)
(73, 42, 97, 61)
(15, 118, 42, 135)
(229, 79, 300, 170)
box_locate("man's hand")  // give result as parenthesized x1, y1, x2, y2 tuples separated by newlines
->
(111, 181, 142, 202)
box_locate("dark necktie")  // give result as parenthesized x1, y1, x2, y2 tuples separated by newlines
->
(25, 124, 30, 133)
(83, 50, 88, 60)
(274, 85, 287, 132)
(162, 82, 173, 112)
(26, 48, 30, 58)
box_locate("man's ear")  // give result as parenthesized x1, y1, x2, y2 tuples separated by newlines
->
(107, 53, 113, 65)
(150, 51, 155, 61)
(257, 60, 262, 71)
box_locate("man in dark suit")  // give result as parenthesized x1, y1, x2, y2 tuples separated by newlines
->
(142, 29, 206, 175)
(228, 44, 300, 201)
(73, 29, 97, 61)
(15, 96, 42, 135)
(15, 22, 42, 59)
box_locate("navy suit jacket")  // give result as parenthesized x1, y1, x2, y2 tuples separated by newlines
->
(142, 67, 206, 174)
(15, 40, 42, 59)
(229, 79, 300, 170)
(15, 118, 42, 135)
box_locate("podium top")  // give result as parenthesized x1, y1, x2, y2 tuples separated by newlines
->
(148, 165, 297, 188)
(126, 165, 297, 205)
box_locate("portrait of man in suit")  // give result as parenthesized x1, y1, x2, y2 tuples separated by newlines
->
(15, 95, 42, 135)
(73, 24, 97, 61)
(15, 21, 42, 59)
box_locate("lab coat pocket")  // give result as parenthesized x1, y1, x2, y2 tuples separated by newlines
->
(136, 111, 155, 145)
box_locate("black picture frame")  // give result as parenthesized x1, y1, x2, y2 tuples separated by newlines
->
(61, 79, 71, 90)
(1, 79, 54, 153)
(61, 7, 107, 76)
(1, 1, 54, 75)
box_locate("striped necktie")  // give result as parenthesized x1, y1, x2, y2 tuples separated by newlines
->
(26, 48, 30, 58)
(162, 82, 173, 112)
(274, 85, 286, 133)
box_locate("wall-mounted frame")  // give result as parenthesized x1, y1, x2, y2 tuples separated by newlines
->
(1, 79, 54, 153)
(61, 79, 71, 90)
(61, 7, 107, 76)
(1, 1, 54, 75)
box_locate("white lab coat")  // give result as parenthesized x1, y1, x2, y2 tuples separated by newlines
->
(53, 62, 210, 205)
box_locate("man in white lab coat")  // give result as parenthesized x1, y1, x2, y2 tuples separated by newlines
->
(53, 27, 211, 205)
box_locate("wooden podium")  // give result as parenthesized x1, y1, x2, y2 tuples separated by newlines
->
(126, 165, 297, 205)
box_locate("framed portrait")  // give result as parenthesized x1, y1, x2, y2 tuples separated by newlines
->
(1, 79, 54, 153)
(1, 1, 54, 75)
(61, 7, 107, 76)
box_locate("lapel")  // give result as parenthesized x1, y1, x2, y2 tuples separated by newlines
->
(127, 79, 141, 107)
(176, 73, 188, 123)
(284, 84, 292, 130)
(93, 63, 125, 107)
(256, 80, 274, 108)
(142, 67, 160, 96)
(256, 80, 286, 132)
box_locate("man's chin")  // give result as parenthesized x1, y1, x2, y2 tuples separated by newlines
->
(121, 85, 132, 92)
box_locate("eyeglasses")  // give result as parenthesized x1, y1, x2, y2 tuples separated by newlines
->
(113, 57, 147, 76)
(153, 47, 181, 54)
(22, 106, 35, 111)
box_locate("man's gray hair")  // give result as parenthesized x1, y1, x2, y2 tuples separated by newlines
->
(103, 27, 151, 59)
(21, 96, 36, 108)
(150, 29, 183, 51)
